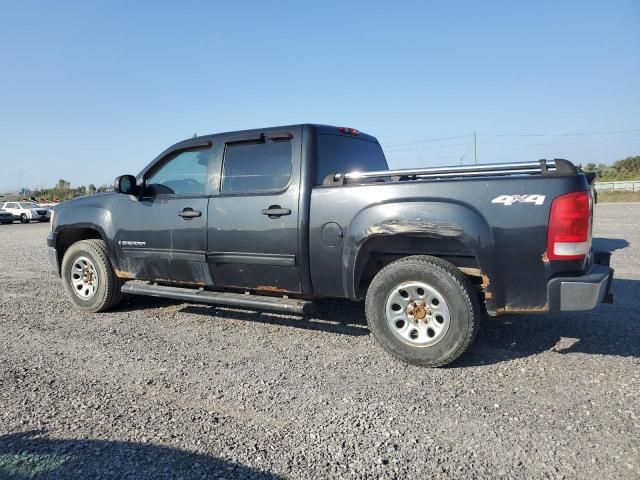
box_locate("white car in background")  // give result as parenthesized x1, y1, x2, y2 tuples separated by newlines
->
(1, 202, 51, 223)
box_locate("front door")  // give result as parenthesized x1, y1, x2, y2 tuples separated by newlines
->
(207, 129, 302, 293)
(114, 145, 212, 285)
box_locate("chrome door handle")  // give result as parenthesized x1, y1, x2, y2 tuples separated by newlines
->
(261, 205, 291, 218)
(178, 208, 201, 219)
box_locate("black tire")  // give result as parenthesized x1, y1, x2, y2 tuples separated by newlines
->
(20, 214, 28, 223)
(365, 255, 480, 367)
(61, 239, 122, 312)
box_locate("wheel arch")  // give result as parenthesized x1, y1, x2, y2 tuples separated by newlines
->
(354, 235, 481, 294)
(343, 200, 497, 311)
(54, 225, 110, 272)
(51, 198, 118, 272)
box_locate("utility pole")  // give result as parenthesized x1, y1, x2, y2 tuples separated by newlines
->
(473, 132, 477, 164)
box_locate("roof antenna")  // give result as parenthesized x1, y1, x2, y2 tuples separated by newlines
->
(193, 132, 197, 138)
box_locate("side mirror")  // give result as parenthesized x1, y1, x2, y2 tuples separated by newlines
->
(114, 175, 138, 195)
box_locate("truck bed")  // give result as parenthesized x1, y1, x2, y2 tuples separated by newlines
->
(309, 159, 591, 315)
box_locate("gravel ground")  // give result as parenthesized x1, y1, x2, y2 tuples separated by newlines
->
(0, 203, 638, 479)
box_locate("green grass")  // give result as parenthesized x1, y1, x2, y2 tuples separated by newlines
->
(597, 191, 640, 203)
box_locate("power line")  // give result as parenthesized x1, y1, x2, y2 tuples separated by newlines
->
(384, 142, 471, 153)
(458, 141, 473, 165)
(482, 128, 640, 137)
(381, 134, 473, 146)
(483, 138, 640, 146)
(473, 132, 477, 164)
(381, 128, 640, 148)
(387, 154, 462, 162)
(387, 144, 475, 166)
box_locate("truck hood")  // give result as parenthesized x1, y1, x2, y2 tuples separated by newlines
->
(52, 192, 118, 213)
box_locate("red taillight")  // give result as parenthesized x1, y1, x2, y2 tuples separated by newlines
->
(547, 191, 591, 261)
(338, 127, 360, 135)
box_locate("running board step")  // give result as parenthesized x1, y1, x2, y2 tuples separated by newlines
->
(121, 282, 310, 314)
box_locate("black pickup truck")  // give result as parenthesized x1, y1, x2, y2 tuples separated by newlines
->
(46, 124, 614, 366)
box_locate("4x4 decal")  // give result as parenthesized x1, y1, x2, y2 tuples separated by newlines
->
(491, 194, 546, 206)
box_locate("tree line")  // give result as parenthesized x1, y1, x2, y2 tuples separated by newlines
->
(584, 156, 640, 181)
(12, 179, 112, 203)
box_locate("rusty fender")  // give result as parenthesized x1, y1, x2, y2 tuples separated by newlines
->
(361, 219, 464, 242)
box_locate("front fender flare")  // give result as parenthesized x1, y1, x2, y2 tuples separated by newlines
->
(52, 204, 116, 264)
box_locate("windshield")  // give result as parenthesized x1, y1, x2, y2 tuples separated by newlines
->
(19, 202, 37, 209)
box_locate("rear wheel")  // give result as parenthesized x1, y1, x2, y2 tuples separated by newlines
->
(365, 255, 480, 367)
(20, 214, 28, 223)
(61, 239, 122, 312)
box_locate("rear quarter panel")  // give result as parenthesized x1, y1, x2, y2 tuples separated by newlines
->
(309, 174, 589, 314)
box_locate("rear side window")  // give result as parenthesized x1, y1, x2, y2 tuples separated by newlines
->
(146, 148, 210, 196)
(222, 139, 292, 194)
(316, 134, 388, 185)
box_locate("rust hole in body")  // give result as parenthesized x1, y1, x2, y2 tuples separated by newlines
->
(481, 274, 492, 300)
(496, 304, 549, 314)
(256, 285, 287, 293)
(114, 269, 135, 280)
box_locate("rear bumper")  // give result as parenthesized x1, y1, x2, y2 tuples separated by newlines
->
(547, 253, 614, 311)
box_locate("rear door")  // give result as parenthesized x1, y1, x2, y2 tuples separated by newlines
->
(207, 127, 302, 293)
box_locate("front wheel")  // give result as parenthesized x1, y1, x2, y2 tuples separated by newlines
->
(61, 239, 122, 312)
(20, 214, 29, 223)
(365, 255, 480, 367)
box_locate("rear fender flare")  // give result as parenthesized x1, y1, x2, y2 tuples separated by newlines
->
(343, 200, 495, 300)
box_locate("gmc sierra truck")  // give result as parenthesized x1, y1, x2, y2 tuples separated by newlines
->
(46, 124, 614, 367)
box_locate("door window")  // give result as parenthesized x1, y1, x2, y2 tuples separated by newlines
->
(221, 139, 292, 194)
(146, 148, 210, 196)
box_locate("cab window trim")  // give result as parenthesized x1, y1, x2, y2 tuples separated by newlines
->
(219, 138, 293, 197)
